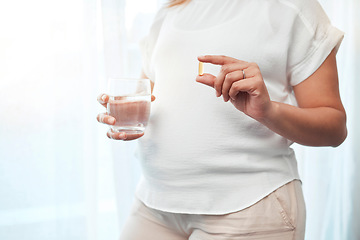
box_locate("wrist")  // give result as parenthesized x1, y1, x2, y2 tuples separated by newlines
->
(257, 101, 279, 125)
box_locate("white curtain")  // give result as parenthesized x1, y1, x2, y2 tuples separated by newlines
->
(0, 0, 161, 239)
(0, 0, 116, 239)
(0, 0, 358, 240)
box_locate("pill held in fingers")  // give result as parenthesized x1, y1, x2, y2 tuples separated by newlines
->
(198, 62, 204, 76)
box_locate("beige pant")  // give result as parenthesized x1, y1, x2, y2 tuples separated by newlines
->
(119, 180, 306, 240)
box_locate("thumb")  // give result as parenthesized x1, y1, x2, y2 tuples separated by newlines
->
(196, 73, 216, 88)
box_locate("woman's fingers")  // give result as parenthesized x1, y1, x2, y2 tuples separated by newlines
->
(227, 63, 263, 99)
(97, 113, 115, 125)
(228, 78, 255, 100)
(98, 93, 155, 105)
(198, 55, 245, 65)
(197, 56, 249, 97)
(106, 129, 144, 140)
(196, 57, 264, 103)
(97, 94, 109, 108)
(196, 69, 251, 100)
(196, 73, 216, 88)
(221, 70, 245, 102)
(222, 67, 257, 101)
(215, 62, 249, 97)
(107, 131, 125, 140)
(97, 93, 150, 141)
(99, 115, 145, 140)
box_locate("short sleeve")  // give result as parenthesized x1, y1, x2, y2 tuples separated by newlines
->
(286, 0, 344, 86)
(139, 7, 168, 81)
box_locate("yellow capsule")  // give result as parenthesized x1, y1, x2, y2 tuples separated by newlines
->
(198, 61, 204, 76)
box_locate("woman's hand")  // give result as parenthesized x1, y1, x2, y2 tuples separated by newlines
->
(96, 93, 155, 140)
(197, 50, 347, 147)
(196, 55, 273, 121)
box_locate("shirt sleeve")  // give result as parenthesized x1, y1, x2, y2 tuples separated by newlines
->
(286, 0, 344, 86)
(139, 7, 168, 81)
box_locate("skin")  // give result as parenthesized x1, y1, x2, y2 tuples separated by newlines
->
(97, 48, 347, 147)
(196, 48, 347, 147)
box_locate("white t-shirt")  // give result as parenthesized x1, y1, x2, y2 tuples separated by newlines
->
(135, 0, 344, 214)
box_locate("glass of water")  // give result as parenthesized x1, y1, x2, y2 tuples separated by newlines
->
(107, 78, 151, 134)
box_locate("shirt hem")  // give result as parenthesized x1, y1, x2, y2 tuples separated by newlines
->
(135, 178, 301, 215)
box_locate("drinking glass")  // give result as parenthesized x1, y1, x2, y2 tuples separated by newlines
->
(107, 78, 151, 134)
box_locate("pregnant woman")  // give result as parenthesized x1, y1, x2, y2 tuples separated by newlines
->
(97, 0, 347, 239)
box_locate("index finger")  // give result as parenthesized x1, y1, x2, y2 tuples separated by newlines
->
(97, 93, 109, 108)
(198, 55, 244, 65)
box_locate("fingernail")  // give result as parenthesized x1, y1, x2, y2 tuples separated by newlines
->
(102, 95, 107, 102)
(109, 118, 115, 125)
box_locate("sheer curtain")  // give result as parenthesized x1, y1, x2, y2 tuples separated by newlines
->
(0, 0, 117, 239)
(101, 0, 165, 229)
(0, 0, 359, 240)
(0, 0, 161, 239)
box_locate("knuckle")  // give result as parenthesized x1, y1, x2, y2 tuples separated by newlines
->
(254, 76, 263, 84)
(224, 73, 233, 82)
(249, 62, 257, 67)
(253, 69, 260, 77)
(234, 82, 242, 91)
(221, 65, 229, 73)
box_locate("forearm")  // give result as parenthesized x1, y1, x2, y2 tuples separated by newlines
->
(260, 101, 347, 147)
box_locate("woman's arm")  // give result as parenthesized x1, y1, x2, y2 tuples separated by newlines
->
(261, 49, 347, 147)
(197, 48, 347, 147)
